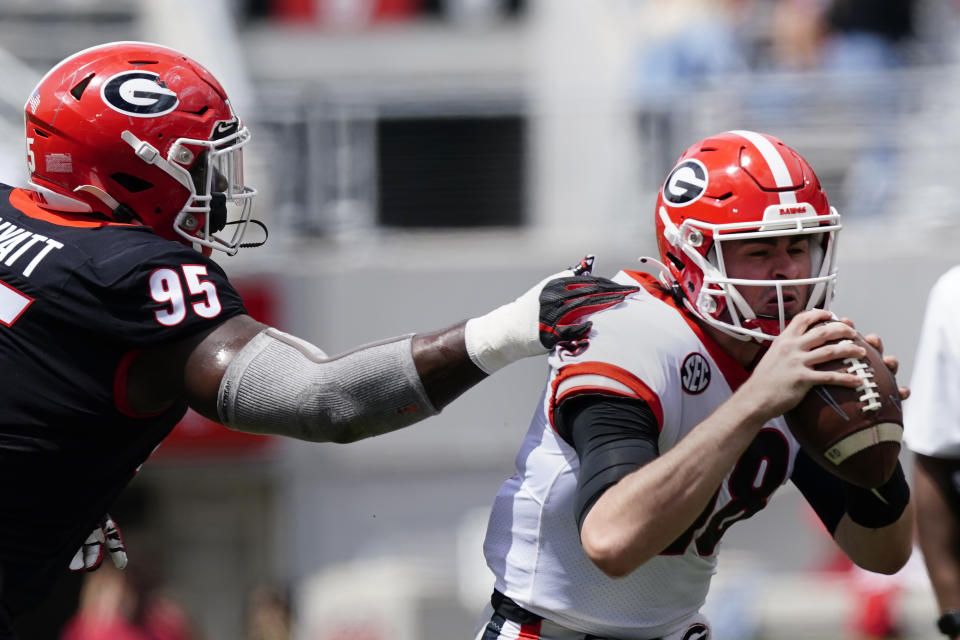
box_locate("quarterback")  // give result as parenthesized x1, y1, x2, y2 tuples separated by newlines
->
(476, 131, 913, 640)
(0, 41, 637, 635)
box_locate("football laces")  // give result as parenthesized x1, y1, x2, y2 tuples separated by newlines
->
(840, 353, 882, 412)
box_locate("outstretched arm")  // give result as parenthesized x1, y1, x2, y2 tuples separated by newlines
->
(410, 322, 485, 410)
(130, 259, 637, 441)
(417, 256, 639, 407)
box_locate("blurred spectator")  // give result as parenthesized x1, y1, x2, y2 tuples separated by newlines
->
(632, 0, 752, 91)
(904, 266, 960, 640)
(823, 0, 915, 69)
(245, 585, 292, 640)
(764, 0, 915, 76)
(60, 564, 194, 640)
(822, 0, 915, 219)
(630, 0, 753, 186)
(767, 0, 829, 71)
(750, 0, 916, 219)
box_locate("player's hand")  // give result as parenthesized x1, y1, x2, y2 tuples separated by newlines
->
(69, 514, 128, 572)
(464, 255, 638, 374)
(837, 317, 910, 401)
(537, 256, 640, 350)
(743, 310, 866, 420)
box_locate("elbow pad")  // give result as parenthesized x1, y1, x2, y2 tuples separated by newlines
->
(217, 329, 438, 442)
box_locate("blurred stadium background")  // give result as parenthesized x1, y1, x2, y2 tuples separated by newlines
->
(0, 0, 958, 638)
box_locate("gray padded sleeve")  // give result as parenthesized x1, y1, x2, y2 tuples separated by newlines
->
(217, 328, 439, 442)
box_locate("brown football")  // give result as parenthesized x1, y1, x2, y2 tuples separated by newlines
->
(784, 323, 903, 489)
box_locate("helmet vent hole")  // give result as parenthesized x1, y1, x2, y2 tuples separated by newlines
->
(69, 73, 95, 101)
(666, 252, 685, 272)
(715, 192, 733, 201)
(186, 106, 209, 116)
(32, 128, 49, 138)
(111, 172, 154, 193)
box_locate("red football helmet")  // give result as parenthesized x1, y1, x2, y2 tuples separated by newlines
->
(653, 130, 841, 342)
(24, 41, 257, 255)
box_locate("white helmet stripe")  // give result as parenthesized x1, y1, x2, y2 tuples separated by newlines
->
(728, 129, 797, 205)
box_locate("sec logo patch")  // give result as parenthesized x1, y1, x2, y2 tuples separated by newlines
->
(681, 353, 711, 394)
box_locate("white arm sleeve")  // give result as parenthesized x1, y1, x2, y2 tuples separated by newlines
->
(217, 329, 438, 443)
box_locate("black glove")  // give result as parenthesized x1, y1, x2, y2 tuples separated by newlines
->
(538, 255, 639, 349)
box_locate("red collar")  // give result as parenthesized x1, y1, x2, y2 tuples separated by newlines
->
(623, 270, 751, 391)
(9, 188, 137, 229)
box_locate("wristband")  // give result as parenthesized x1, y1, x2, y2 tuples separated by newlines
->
(844, 462, 910, 529)
(464, 306, 540, 375)
(464, 271, 569, 374)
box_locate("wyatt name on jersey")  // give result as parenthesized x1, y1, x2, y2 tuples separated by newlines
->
(0, 217, 64, 278)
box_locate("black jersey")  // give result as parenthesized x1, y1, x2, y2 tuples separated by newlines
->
(0, 186, 247, 616)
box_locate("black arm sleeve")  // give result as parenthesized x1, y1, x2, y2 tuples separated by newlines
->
(791, 449, 847, 535)
(554, 394, 660, 530)
(792, 451, 910, 535)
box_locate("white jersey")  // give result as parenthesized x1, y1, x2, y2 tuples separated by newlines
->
(482, 271, 803, 639)
(904, 265, 960, 457)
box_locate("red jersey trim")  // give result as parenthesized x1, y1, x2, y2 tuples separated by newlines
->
(0, 279, 34, 327)
(549, 361, 664, 432)
(9, 188, 135, 229)
(517, 620, 542, 639)
(622, 270, 751, 391)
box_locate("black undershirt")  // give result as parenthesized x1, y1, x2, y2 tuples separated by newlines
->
(554, 394, 660, 530)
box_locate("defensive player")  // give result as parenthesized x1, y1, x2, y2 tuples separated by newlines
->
(0, 41, 638, 634)
(476, 130, 914, 640)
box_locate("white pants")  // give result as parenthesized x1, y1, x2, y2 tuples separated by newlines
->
(472, 602, 711, 640)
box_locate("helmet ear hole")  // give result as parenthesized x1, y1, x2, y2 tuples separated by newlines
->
(665, 252, 685, 272)
(110, 172, 154, 194)
(112, 203, 139, 223)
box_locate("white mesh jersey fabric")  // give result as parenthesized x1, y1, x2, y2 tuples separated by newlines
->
(481, 271, 801, 639)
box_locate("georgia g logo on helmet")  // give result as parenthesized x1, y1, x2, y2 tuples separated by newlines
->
(101, 70, 179, 117)
(662, 159, 708, 207)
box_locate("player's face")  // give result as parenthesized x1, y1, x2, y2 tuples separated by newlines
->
(722, 235, 813, 320)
